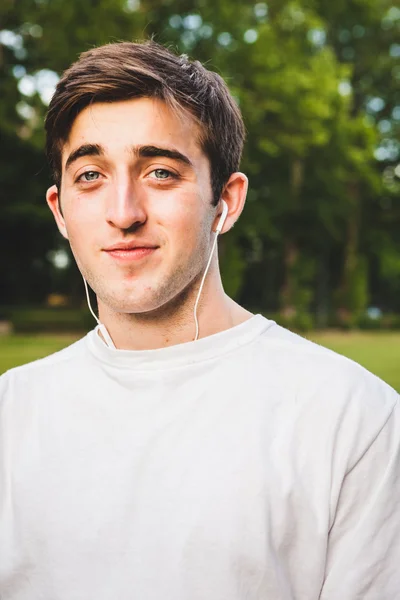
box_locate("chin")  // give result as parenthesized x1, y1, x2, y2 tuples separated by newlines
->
(100, 282, 193, 319)
(97, 286, 166, 315)
(102, 296, 159, 315)
(94, 264, 198, 316)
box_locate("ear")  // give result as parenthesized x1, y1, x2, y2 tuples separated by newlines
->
(46, 185, 69, 239)
(214, 172, 248, 234)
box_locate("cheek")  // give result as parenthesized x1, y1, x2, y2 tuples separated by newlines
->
(64, 218, 88, 248)
(162, 207, 208, 256)
(156, 188, 212, 237)
(62, 195, 103, 243)
(173, 216, 214, 273)
(64, 218, 98, 270)
(67, 195, 101, 225)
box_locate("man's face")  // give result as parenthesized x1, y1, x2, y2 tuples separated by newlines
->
(47, 98, 218, 316)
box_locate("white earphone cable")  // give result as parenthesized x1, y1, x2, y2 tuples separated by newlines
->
(193, 232, 219, 341)
(193, 200, 228, 341)
(83, 276, 100, 326)
(82, 275, 116, 349)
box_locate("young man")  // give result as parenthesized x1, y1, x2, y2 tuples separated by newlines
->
(0, 41, 399, 599)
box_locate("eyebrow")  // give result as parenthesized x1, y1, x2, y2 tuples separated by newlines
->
(135, 145, 193, 168)
(65, 143, 103, 171)
(64, 143, 193, 172)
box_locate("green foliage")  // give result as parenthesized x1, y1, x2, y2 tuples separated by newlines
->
(357, 312, 383, 330)
(219, 235, 246, 298)
(270, 311, 315, 332)
(381, 314, 400, 330)
(0, 0, 399, 324)
(348, 256, 369, 315)
(5, 307, 93, 333)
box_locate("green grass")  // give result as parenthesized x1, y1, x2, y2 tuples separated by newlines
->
(0, 334, 81, 375)
(308, 331, 400, 392)
(0, 331, 399, 393)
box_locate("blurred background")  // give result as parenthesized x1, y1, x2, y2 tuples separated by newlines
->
(0, 0, 399, 388)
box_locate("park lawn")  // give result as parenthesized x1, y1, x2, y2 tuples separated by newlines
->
(308, 331, 400, 392)
(0, 334, 81, 375)
(0, 331, 399, 392)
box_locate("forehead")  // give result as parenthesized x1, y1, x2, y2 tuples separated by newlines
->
(62, 97, 205, 165)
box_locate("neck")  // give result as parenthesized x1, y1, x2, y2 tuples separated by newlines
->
(96, 269, 252, 351)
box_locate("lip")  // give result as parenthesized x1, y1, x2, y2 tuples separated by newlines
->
(104, 241, 158, 251)
(103, 242, 159, 262)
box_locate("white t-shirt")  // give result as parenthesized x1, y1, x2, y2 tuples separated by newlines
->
(0, 315, 399, 600)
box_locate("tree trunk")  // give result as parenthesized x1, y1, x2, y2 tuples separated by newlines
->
(337, 181, 366, 323)
(280, 158, 304, 317)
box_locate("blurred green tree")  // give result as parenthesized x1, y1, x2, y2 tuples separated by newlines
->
(0, 0, 398, 325)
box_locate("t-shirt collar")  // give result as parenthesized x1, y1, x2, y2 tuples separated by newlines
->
(85, 314, 273, 371)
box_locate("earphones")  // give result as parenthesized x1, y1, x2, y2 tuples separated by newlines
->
(193, 199, 228, 340)
(215, 199, 229, 234)
(83, 199, 229, 348)
(82, 277, 117, 349)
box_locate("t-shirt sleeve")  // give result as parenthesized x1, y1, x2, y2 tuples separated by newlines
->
(320, 393, 400, 599)
(0, 371, 10, 403)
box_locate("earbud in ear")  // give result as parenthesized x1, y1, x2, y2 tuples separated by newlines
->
(215, 200, 228, 234)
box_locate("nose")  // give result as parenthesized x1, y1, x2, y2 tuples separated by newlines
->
(105, 177, 147, 231)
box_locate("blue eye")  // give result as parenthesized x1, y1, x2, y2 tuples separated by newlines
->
(152, 169, 171, 179)
(81, 171, 100, 182)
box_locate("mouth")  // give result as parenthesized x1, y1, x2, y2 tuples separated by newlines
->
(103, 243, 159, 262)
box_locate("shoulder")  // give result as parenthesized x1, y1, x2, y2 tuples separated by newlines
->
(253, 320, 400, 478)
(255, 318, 398, 419)
(0, 335, 90, 398)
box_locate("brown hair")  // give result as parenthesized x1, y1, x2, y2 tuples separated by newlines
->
(45, 40, 245, 205)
